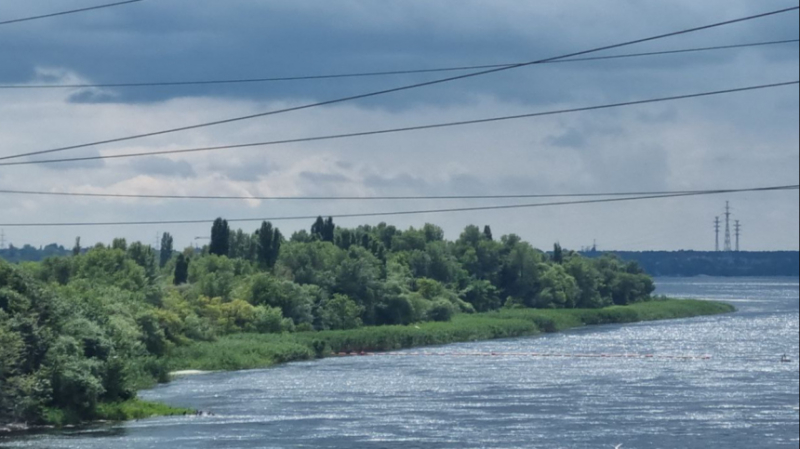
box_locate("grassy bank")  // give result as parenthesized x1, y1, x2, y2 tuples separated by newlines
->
(30, 300, 732, 428)
(42, 400, 193, 427)
(166, 299, 734, 372)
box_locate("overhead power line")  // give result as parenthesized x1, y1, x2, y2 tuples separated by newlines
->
(1, 81, 796, 167)
(0, 6, 796, 162)
(0, 187, 758, 202)
(0, 185, 796, 228)
(1, 39, 796, 90)
(0, 0, 144, 26)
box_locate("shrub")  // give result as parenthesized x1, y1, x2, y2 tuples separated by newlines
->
(427, 300, 455, 322)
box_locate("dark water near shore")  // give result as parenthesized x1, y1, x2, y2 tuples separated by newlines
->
(2, 277, 798, 449)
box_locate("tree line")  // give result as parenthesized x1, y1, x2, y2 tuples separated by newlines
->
(581, 250, 800, 277)
(1, 218, 654, 426)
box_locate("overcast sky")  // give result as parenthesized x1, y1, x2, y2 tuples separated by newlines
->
(0, 0, 798, 252)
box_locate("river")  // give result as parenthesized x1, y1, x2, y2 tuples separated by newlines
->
(2, 277, 798, 449)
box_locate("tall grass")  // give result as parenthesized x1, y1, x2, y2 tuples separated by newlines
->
(94, 400, 194, 422)
(166, 299, 734, 373)
(43, 400, 193, 427)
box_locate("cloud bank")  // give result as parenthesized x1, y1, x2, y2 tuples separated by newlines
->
(0, 1, 797, 250)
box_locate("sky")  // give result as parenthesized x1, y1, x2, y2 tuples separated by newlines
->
(0, 0, 798, 252)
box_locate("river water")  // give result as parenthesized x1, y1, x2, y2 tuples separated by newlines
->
(2, 277, 798, 449)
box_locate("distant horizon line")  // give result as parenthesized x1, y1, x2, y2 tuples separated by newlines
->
(1, 242, 798, 254)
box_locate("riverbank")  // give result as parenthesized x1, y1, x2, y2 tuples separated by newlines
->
(40, 400, 194, 429)
(4, 299, 733, 432)
(166, 299, 735, 372)
(1, 401, 193, 434)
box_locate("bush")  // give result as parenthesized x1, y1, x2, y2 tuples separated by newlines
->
(427, 300, 455, 322)
(253, 306, 285, 334)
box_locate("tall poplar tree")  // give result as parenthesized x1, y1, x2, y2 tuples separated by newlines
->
(210, 218, 230, 257)
(174, 254, 190, 285)
(160, 233, 174, 268)
(483, 226, 494, 241)
(258, 221, 275, 269)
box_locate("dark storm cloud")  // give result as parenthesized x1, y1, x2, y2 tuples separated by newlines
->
(1, 0, 797, 109)
(0, 1, 797, 251)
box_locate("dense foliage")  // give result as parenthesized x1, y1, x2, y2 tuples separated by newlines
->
(0, 244, 71, 264)
(167, 299, 734, 373)
(1, 218, 656, 426)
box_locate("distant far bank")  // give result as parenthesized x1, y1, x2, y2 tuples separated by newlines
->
(3, 246, 798, 277)
(580, 251, 800, 277)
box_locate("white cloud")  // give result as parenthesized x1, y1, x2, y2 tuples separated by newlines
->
(0, 76, 797, 251)
(0, 1, 797, 251)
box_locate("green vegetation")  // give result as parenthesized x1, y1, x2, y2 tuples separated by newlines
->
(43, 400, 192, 427)
(94, 399, 193, 422)
(0, 244, 71, 264)
(167, 300, 733, 372)
(1, 217, 729, 428)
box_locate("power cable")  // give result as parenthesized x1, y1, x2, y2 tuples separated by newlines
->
(0, 185, 795, 227)
(0, 81, 795, 167)
(1, 39, 796, 90)
(0, 0, 143, 26)
(0, 187, 760, 201)
(1, 6, 796, 162)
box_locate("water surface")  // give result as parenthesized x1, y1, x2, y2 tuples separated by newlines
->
(2, 277, 798, 448)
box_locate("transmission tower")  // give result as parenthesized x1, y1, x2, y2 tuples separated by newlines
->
(0, 229, 6, 250)
(724, 201, 733, 252)
(714, 217, 721, 252)
(735, 220, 742, 252)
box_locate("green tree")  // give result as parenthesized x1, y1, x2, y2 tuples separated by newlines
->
(320, 294, 364, 330)
(45, 336, 106, 417)
(334, 247, 383, 324)
(159, 233, 174, 268)
(256, 222, 282, 270)
(323, 218, 336, 243)
(257, 221, 275, 269)
(553, 243, 564, 265)
(0, 314, 25, 420)
(252, 306, 285, 334)
(455, 226, 502, 281)
(249, 274, 314, 325)
(127, 242, 158, 282)
(111, 238, 127, 251)
(311, 217, 325, 240)
(498, 241, 544, 307)
(190, 255, 237, 300)
(483, 226, 494, 241)
(277, 241, 343, 289)
(311, 217, 336, 243)
(536, 264, 579, 308)
(461, 279, 501, 312)
(565, 257, 606, 308)
(210, 218, 231, 257)
(427, 300, 455, 322)
(173, 254, 190, 285)
(72, 237, 81, 257)
(272, 229, 283, 268)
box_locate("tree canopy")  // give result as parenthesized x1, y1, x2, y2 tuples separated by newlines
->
(1, 218, 655, 426)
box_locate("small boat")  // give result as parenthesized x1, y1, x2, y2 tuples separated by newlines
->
(781, 355, 792, 363)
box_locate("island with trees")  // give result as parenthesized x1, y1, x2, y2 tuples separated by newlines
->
(1, 218, 734, 430)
